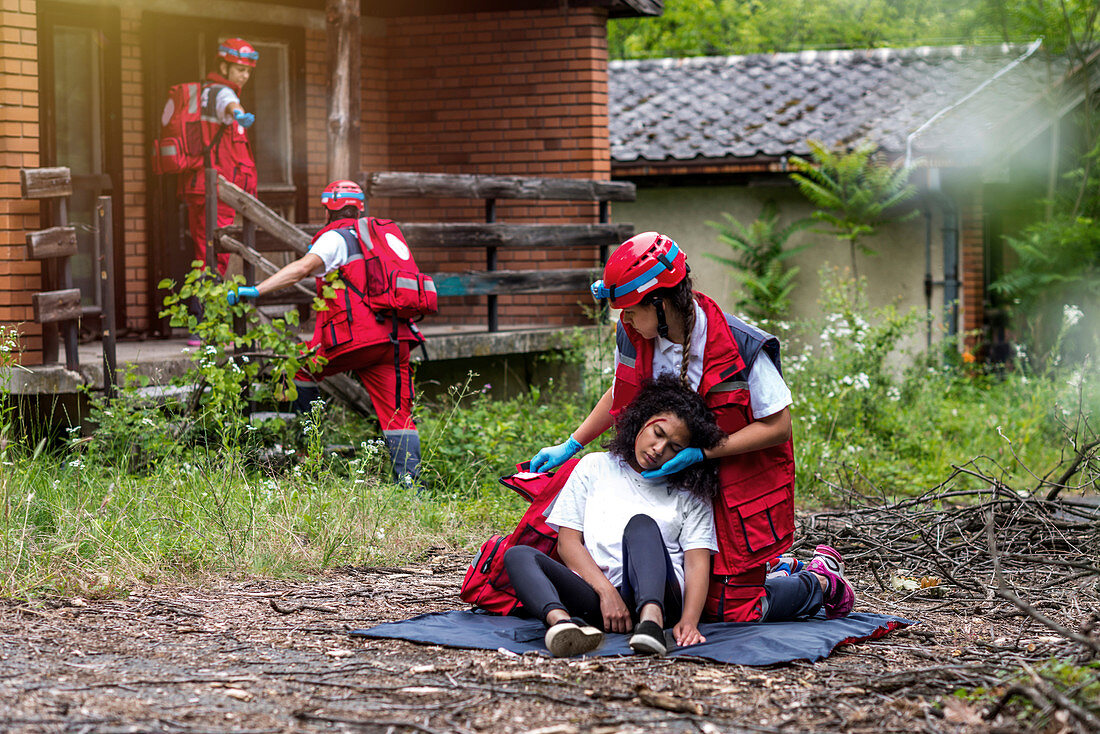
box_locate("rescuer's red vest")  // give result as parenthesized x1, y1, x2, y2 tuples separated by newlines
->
(308, 218, 417, 360)
(178, 72, 257, 199)
(611, 292, 796, 622)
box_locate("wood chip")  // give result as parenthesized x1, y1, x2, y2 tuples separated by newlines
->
(635, 685, 705, 716)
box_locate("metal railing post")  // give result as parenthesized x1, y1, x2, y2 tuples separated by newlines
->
(96, 196, 117, 397)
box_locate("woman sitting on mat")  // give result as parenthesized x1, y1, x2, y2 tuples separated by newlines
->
(504, 374, 725, 657)
(504, 374, 856, 658)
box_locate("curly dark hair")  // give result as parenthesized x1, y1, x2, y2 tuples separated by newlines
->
(605, 373, 724, 500)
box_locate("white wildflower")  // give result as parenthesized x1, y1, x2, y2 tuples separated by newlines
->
(1063, 304, 1083, 328)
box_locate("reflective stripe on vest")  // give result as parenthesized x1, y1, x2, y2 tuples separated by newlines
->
(710, 379, 748, 393)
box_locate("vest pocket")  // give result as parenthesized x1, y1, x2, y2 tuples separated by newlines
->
(725, 484, 795, 568)
(706, 389, 752, 434)
(321, 309, 354, 351)
(704, 565, 766, 622)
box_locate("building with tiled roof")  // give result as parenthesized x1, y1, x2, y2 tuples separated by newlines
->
(608, 42, 1093, 352)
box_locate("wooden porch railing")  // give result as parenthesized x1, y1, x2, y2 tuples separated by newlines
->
(220, 170, 636, 332)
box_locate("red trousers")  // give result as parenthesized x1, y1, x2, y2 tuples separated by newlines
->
(185, 194, 234, 277)
(296, 341, 416, 432)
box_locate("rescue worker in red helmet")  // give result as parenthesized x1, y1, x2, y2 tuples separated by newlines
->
(180, 37, 259, 280)
(527, 232, 845, 625)
(228, 181, 423, 486)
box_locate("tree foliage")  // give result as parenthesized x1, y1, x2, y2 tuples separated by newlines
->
(704, 201, 814, 323)
(609, 0, 1014, 60)
(789, 140, 918, 280)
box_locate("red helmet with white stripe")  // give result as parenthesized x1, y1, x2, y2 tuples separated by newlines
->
(218, 38, 259, 68)
(590, 232, 688, 309)
(321, 180, 365, 212)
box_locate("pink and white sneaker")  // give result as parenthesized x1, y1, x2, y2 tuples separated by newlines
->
(806, 544, 855, 619)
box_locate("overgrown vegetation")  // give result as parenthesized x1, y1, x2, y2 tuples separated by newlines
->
(607, 0, 1093, 59)
(790, 139, 918, 281)
(2, 265, 1094, 599)
(704, 201, 814, 324)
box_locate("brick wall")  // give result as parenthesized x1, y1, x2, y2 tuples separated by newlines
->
(379, 8, 611, 328)
(119, 4, 147, 330)
(0, 0, 42, 364)
(960, 190, 984, 343)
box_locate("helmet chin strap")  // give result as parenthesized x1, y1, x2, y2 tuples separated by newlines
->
(651, 296, 670, 339)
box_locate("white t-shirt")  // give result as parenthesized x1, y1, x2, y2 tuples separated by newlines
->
(617, 300, 792, 419)
(214, 86, 242, 126)
(307, 229, 353, 276)
(545, 452, 717, 593)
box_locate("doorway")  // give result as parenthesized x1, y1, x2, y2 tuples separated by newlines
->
(143, 13, 307, 334)
(38, 2, 125, 328)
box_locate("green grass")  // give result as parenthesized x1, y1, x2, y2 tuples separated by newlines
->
(1, 280, 1096, 598)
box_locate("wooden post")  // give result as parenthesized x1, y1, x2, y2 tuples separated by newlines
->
(485, 198, 498, 332)
(326, 0, 361, 180)
(97, 196, 117, 397)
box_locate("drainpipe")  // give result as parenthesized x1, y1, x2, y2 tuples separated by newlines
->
(924, 201, 933, 349)
(926, 167, 960, 341)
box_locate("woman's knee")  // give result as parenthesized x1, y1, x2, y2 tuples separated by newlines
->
(503, 544, 539, 574)
(625, 513, 660, 536)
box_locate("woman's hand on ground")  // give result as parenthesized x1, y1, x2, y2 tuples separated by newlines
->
(598, 589, 632, 634)
(673, 620, 706, 647)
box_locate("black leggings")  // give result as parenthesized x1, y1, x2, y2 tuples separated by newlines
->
(503, 514, 684, 630)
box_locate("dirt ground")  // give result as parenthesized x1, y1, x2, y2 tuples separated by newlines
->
(0, 552, 1075, 734)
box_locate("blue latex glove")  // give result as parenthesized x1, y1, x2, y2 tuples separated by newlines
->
(641, 446, 705, 479)
(227, 285, 259, 306)
(529, 436, 583, 473)
(233, 109, 255, 128)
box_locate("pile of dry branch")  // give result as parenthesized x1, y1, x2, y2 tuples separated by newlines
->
(797, 431, 1100, 730)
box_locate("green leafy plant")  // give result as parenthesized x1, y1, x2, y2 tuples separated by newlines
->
(0, 325, 19, 460)
(990, 142, 1100, 367)
(158, 264, 325, 441)
(790, 139, 918, 280)
(705, 200, 814, 323)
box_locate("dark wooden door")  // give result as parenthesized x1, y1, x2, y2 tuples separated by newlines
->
(38, 2, 125, 327)
(143, 13, 307, 333)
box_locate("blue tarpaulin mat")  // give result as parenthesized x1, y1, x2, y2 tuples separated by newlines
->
(351, 610, 913, 666)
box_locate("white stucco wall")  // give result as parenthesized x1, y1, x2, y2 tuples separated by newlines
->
(612, 184, 955, 356)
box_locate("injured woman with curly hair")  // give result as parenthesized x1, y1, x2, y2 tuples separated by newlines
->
(503, 374, 724, 657)
(503, 374, 854, 658)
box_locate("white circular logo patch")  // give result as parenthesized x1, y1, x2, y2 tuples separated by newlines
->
(385, 232, 410, 260)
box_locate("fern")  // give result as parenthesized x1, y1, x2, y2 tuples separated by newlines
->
(704, 201, 815, 323)
(790, 139, 919, 279)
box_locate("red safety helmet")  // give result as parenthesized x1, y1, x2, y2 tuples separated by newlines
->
(218, 38, 259, 68)
(321, 180, 365, 212)
(590, 232, 688, 309)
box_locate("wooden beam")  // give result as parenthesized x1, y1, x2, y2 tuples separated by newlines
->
(216, 176, 311, 255)
(401, 222, 634, 248)
(25, 226, 78, 259)
(364, 171, 636, 202)
(20, 167, 73, 199)
(32, 289, 82, 323)
(431, 268, 599, 297)
(326, 0, 360, 180)
(221, 222, 634, 252)
(218, 234, 316, 299)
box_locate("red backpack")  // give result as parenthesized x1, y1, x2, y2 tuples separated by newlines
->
(151, 82, 226, 175)
(460, 457, 581, 614)
(353, 217, 438, 320)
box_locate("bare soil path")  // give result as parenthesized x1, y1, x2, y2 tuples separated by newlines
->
(0, 554, 1060, 733)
